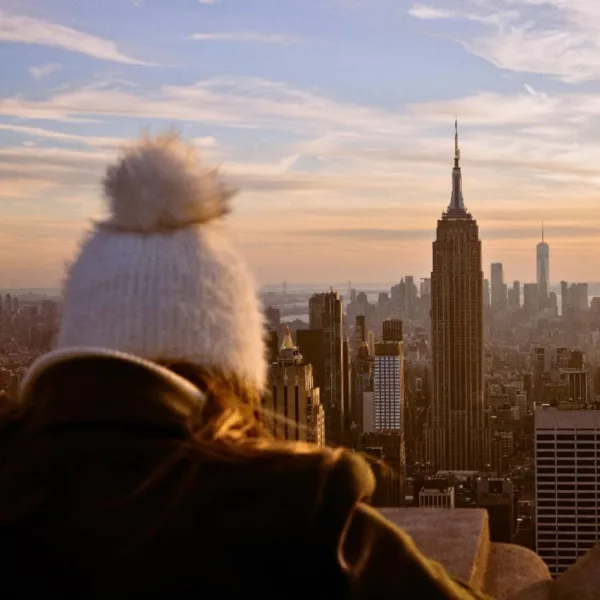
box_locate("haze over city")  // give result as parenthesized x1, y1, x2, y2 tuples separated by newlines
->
(1, 0, 599, 287)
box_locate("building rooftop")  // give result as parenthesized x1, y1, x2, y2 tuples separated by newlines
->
(378, 507, 600, 600)
(536, 407, 600, 426)
(280, 327, 295, 351)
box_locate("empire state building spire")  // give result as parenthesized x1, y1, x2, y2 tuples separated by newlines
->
(430, 120, 488, 471)
(449, 119, 465, 213)
(455, 118, 460, 165)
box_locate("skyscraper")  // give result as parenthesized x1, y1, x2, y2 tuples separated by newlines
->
(266, 329, 325, 446)
(523, 283, 540, 315)
(537, 223, 550, 304)
(382, 318, 403, 342)
(373, 341, 404, 432)
(370, 340, 406, 507)
(404, 276, 418, 317)
(428, 121, 489, 471)
(303, 291, 345, 445)
(351, 338, 373, 444)
(266, 329, 279, 364)
(513, 281, 521, 308)
(577, 282, 589, 311)
(561, 280, 569, 315)
(483, 278, 490, 308)
(535, 407, 600, 576)
(343, 337, 352, 436)
(476, 479, 514, 543)
(490, 263, 507, 311)
(354, 314, 366, 349)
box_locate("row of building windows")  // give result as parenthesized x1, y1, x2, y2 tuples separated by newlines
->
(537, 473, 597, 478)
(538, 510, 598, 516)
(538, 542, 596, 549)
(537, 455, 597, 460)
(538, 523, 598, 529)
(537, 494, 598, 502)
(537, 466, 597, 472)
(536, 445, 599, 453)
(538, 507, 598, 514)
(271, 385, 301, 441)
(537, 467, 598, 481)
(537, 442, 597, 447)
(537, 442, 597, 448)
(538, 517, 598, 524)
(537, 489, 597, 495)
(537, 434, 600, 440)
(538, 489, 598, 494)
(539, 533, 598, 540)
(536, 460, 596, 465)
(538, 473, 598, 479)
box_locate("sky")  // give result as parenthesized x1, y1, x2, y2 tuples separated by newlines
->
(0, 0, 599, 288)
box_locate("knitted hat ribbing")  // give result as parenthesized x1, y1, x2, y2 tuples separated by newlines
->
(56, 133, 267, 393)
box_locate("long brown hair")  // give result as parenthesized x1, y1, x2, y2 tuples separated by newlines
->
(0, 359, 339, 534)
(118, 361, 341, 534)
(156, 361, 334, 461)
(0, 360, 330, 463)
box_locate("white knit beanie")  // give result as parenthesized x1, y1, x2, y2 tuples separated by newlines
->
(56, 133, 267, 393)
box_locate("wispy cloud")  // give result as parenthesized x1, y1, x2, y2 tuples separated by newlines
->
(408, 1, 600, 83)
(0, 76, 418, 137)
(191, 32, 304, 44)
(5, 75, 600, 185)
(3, 71, 600, 282)
(0, 10, 151, 66)
(0, 124, 121, 149)
(28, 63, 62, 79)
(408, 4, 457, 19)
(4, 1, 600, 285)
(6, 74, 600, 183)
(198, 0, 221, 4)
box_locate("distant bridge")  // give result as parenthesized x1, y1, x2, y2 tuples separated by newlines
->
(279, 305, 309, 318)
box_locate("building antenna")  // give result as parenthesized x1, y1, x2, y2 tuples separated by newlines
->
(542, 221, 544, 244)
(454, 117, 460, 165)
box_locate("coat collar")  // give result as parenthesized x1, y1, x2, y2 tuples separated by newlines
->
(20, 348, 206, 433)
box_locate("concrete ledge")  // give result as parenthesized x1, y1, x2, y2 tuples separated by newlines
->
(379, 508, 490, 589)
(378, 508, 551, 599)
(509, 581, 552, 600)
(507, 541, 600, 600)
(551, 542, 600, 600)
(484, 543, 551, 599)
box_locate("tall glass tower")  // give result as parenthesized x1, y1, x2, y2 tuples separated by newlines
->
(537, 224, 550, 305)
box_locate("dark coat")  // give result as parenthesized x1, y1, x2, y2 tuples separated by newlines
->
(0, 352, 489, 599)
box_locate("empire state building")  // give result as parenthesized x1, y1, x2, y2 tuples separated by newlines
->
(428, 122, 490, 471)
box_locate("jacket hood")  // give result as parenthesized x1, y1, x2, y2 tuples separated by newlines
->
(20, 348, 206, 432)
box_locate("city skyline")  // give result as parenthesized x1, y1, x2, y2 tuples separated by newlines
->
(1, 0, 600, 287)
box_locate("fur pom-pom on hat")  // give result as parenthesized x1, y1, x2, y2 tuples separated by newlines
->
(56, 132, 267, 394)
(103, 132, 237, 232)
